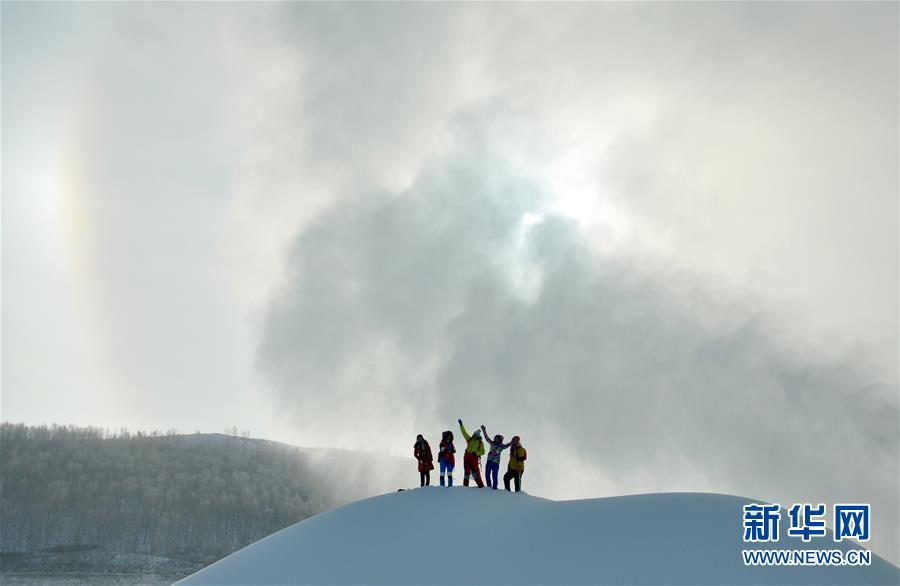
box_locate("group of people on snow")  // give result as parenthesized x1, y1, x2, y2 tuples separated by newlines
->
(413, 419, 527, 492)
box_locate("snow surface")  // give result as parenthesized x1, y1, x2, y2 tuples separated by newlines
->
(178, 488, 899, 585)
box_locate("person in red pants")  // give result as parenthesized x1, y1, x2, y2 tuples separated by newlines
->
(457, 419, 485, 487)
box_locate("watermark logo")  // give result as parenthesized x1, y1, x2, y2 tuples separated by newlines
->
(742, 502, 872, 566)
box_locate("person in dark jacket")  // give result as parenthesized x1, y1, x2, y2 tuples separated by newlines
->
(413, 434, 434, 487)
(503, 435, 527, 492)
(437, 430, 456, 487)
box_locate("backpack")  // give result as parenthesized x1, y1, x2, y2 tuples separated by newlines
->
(518, 446, 527, 462)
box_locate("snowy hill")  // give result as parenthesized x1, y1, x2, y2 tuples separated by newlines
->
(178, 488, 898, 585)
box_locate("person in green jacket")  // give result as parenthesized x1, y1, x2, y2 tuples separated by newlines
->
(457, 418, 485, 487)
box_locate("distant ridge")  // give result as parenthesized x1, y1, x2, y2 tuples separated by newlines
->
(1, 423, 406, 567)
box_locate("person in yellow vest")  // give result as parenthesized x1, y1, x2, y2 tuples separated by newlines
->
(457, 418, 485, 487)
(503, 436, 527, 492)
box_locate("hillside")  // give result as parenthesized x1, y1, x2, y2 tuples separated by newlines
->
(0, 424, 406, 566)
(179, 488, 899, 585)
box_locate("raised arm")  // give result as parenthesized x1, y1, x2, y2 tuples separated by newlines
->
(458, 419, 471, 442)
(480, 425, 494, 446)
(483, 425, 511, 448)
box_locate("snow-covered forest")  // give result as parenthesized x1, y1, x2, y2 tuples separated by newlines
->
(0, 423, 405, 563)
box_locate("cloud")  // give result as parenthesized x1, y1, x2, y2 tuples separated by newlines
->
(238, 1, 898, 373)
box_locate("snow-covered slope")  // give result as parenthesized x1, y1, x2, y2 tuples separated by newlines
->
(178, 488, 898, 585)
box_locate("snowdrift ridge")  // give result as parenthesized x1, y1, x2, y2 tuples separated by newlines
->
(179, 488, 898, 585)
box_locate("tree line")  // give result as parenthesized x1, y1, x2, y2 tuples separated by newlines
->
(0, 423, 393, 563)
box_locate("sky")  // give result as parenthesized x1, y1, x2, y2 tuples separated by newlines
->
(2, 1, 898, 562)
